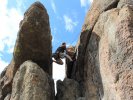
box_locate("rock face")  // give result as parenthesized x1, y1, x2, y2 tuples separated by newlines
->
(75, 0, 120, 85)
(10, 61, 55, 100)
(1, 0, 133, 100)
(0, 2, 52, 100)
(66, 46, 76, 78)
(70, 0, 133, 100)
(56, 78, 81, 100)
(15, 1, 52, 75)
(93, 6, 133, 100)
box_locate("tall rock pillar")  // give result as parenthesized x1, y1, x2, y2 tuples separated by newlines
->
(0, 2, 53, 99)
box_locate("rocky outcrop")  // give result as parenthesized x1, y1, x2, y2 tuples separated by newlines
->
(69, 0, 133, 100)
(1, 0, 133, 100)
(118, 0, 133, 8)
(0, 2, 52, 100)
(4, 94, 11, 100)
(10, 61, 55, 100)
(14, 1, 52, 75)
(66, 46, 76, 78)
(92, 6, 133, 100)
(56, 78, 81, 100)
(74, 1, 121, 96)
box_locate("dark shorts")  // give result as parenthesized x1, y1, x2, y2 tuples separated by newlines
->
(52, 53, 59, 60)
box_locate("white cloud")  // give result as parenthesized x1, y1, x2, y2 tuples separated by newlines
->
(0, 0, 23, 73)
(0, 57, 8, 73)
(51, 0, 56, 13)
(90, 0, 93, 3)
(0, 0, 23, 53)
(63, 15, 78, 32)
(80, 0, 87, 7)
(80, 0, 93, 7)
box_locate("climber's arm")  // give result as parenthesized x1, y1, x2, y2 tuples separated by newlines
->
(64, 54, 73, 61)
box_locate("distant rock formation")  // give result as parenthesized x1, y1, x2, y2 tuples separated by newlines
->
(0, 2, 52, 100)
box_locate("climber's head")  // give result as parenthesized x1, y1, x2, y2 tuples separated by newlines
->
(61, 42, 66, 48)
(62, 42, 66, 45)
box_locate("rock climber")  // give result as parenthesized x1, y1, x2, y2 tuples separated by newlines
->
(52, 42, 73, 65)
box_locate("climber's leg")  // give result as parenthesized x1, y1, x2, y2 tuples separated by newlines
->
(55, 58, 63, 65)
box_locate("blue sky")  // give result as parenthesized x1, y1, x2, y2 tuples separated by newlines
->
(0, 0, 92, 74)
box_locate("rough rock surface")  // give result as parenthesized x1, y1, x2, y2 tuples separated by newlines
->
(92, 6, 133, 100)
(56, 78, 81, 100)
(4, 94, 11, 100)
(118, 0, 133, 8)
(10, 61, 55, 100)
(14, 1, 52, 75)
(71, 0, 133, 100)
(77, 97, 85, 100)
(74, 1, 120, 94)
(1, 0, 133, 100)
(0, 2, 52, 99)
(66, 46, 76, 78)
